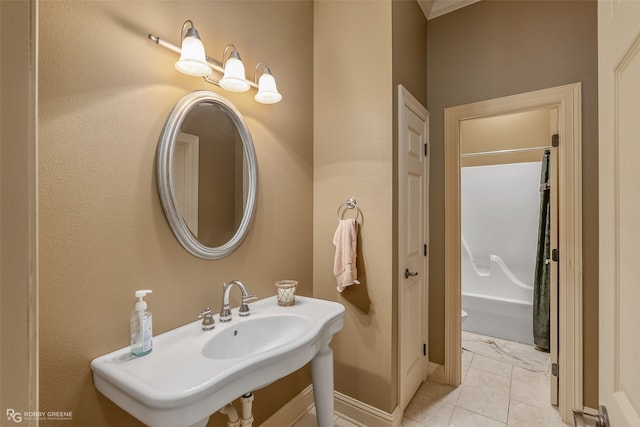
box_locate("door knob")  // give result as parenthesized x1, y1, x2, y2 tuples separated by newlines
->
(404, 269, 418, 279)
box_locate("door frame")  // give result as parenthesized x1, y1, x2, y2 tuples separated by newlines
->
(0, 0, 39, 422)
(443, 83, 583, 423)
(397, 84, 429, 410)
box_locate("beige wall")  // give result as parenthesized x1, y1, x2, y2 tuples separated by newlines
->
(313, 0, 427, 414)
(460, 109, 552, 167)
(313, 0, 395, 412)
(393, 0, 428, 106)
(427, 0, 599, 406)
(38, 1, 313, 425)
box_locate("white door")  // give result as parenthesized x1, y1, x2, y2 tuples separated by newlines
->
(598, 0, 640, 425)
(398, 85, 429, 410)
(174, 132, 200, 236)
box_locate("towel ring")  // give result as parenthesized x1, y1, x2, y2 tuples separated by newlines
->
(337, 197, 362, 221)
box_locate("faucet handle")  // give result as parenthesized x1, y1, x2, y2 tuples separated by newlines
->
(197, 307, 212, 317)
(242, 294, 258, 303)
(197, 307, 215, 330)
(239, 295, 258, 317)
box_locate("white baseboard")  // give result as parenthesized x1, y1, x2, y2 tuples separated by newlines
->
(259, 385, 315, 427)
(259, 386, 402, 427)
(334, 391, 402, 427)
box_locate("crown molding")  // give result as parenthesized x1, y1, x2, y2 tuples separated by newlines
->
(419, 0, 482, 20)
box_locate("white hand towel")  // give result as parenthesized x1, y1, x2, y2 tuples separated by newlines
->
(333, 218, 360, 292)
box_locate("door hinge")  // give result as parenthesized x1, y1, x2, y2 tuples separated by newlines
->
(423, 343, 427, 356)
(552, 134, 559, 147)
(424, 244, 428, 256)
(552, 362, 559, 377)
(424, 143, 429, 156)
(552, 248, 559, 262)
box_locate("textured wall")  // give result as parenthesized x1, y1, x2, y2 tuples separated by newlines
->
(313, 0, 395, 412)
(38, 1, 313, 425)
(427, 0, 599, 406)
(313, 0, 428, 414)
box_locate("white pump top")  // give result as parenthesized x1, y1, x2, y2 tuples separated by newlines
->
(135, 289, 152, 312)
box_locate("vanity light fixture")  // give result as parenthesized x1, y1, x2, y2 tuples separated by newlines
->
(254, 63, 283, 104)
(174, 20, 212, 76)
(148, 20, 282, 104)
(219, 45, 250, 92)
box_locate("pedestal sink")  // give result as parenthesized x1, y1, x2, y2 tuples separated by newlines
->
(91, 296, 344, 427)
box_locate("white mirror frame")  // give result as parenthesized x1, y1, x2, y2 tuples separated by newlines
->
(157, 90, 258, 259)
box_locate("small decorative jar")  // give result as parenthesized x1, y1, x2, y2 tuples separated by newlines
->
(275, 280, 298, 306)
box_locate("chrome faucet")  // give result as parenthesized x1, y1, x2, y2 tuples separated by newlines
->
(219, 280, 257, 322)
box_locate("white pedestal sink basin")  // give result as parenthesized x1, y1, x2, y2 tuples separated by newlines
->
(202, 314, 311, 360)
(91, 296, 344, 427)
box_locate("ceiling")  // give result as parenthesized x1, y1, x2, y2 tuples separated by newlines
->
(418, 0, 481, 20)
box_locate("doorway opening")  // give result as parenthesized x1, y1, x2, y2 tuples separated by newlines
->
(459, 108, 559, 418)
(460, 108, 554, 347)
(443, 83, 583, 423)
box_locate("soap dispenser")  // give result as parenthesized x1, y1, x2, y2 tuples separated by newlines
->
(130, 289, 153, 357)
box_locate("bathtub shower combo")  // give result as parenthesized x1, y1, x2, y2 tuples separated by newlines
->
(461, 161, 542, 345)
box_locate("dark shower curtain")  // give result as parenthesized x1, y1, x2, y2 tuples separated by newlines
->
(533, 150, 551, 351)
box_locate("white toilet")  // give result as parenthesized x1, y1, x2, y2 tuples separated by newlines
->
(461, 309, 468, 327)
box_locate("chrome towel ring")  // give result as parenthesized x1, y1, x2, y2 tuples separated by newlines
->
(337, 197, 362, 221)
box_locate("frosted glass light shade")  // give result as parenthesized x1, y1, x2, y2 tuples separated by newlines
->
(175, 36, 212, 76)
(255, 70, 282, 104)
(219, 57, 250, 92)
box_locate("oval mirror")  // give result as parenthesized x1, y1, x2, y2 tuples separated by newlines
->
(157, 90, 257, 259)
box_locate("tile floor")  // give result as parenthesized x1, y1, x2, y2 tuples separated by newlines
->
(401, 348, 568, 426)
(292, 332, 568, 427)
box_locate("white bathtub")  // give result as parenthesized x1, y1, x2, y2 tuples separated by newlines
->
(461, 242, 534, 345)
(461, 248, 534, 345)
(462, 292, 533, 345)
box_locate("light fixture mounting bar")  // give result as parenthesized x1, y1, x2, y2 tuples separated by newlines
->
(148, 34, 258, 89)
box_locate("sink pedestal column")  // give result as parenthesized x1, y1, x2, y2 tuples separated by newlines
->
(311, 338, 334, 427)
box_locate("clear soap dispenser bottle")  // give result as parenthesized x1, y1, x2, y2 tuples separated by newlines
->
(130, 289, 153, 357)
